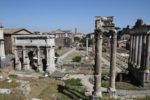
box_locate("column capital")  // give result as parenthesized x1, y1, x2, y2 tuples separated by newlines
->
(95, 29, 103, 36)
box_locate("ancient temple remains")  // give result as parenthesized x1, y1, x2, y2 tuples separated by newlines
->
(93, 16, 117, 98)
(13, 35, 55, 74)
(128, 20, 150, 86)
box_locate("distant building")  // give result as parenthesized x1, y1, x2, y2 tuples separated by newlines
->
(74, 33, 85, 38)
(3, 28, 32, 54)
(43, 29, 74, 47)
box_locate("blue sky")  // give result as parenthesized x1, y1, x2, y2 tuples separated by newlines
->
(0, 0, 150, 33)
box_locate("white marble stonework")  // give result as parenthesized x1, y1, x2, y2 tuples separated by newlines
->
(13, 35, 55, 74)
(0, 28, 6, 59)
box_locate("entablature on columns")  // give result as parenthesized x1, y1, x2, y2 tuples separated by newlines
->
(130, 29, 150, 35)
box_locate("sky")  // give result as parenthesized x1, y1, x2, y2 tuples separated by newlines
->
(0, 0, 150, 33)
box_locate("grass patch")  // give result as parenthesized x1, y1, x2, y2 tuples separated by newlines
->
(102, 69, 109, 75)
(64, 78, 82, 86)
(58, 78, 90, 100)
(102, 81, 109, 88)
(116, 82, 140, 90)
(8, 74, 18, 80)
(133, 96, 150, 100)
(0, 92, 25, 100)
(0, 80, 20, 88)
(72, 56, 82, 62)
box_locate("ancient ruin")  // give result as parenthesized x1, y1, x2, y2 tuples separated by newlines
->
(93, 16, 117, 99)
(13, 35, 56, 74)
(0, 28, 6, 67)
(128, 19, 150, 86)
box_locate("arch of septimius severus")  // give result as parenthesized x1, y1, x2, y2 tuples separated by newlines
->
(12, 35, 56, 74)
(0, 28, 6, 67)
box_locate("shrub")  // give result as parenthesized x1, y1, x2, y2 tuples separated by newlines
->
(64, 78, 82, 86)
(55, 52, 60, 57)
(72, 56, 81, 62)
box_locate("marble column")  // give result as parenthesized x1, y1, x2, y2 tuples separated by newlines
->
(144, 33, 150, 82)
(22, 46, 30, 70)
(14, 48, 21, 70)
(37, 47, 42, 72)
(0, 41, 5, 59)
(129, 34, 133, 62)
(135, 35, 139, 66)
(0, 29, 5, 59)
(46, 47, 55, 74)
(86, 38, 89, 56)
(93, 29, 102, 98)
(137, 35, 142, 68)
(131, 35, 135, 64)
(109, 30, 117, 94)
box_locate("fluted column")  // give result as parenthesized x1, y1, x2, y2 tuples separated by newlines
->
(93, 29, 102, 98)
(137, 35, 142, 68)
(109, 30, 117, 93)
(135, 35, 139, 66)
(131, 35, 135, 64)
(129, 34, 133, 62)
(144, 33, 150, 83)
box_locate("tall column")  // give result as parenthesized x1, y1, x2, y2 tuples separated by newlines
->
(14, 47, 21, 70)
(86, 38, 89, 56)
(37, 47, 43, 72)
(0, 29, 5, 59)
(131, 35, 135, 64)
(109, 30, 117, 94)
(135, 35, 139, 66)
(0, 41, 5, 59)
(46, 47, 55, 74)
(144, 33, 150, 83)
(93, 29, 102, 98)
(129, 34, 133, 62)
(22, 46, 30, 70)
(137, 35, 142, 68)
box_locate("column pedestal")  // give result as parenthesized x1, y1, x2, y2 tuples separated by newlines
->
(14, 49, 21, 70)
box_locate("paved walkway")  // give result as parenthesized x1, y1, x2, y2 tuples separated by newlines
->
(57, 48, 76, 63)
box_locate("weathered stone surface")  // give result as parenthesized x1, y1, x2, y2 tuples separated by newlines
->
(0, 89, 11, 94)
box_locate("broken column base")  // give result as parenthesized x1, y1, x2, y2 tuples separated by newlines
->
(107, 87, 117, 98)
(15, 62, 22, 70)
(46, 65, 56, 75)
(23, 64, 30, 71)
(144, 70, 149, 83)
(92, 91, 102, 100)
(37, 65, 44, 73)
(92, 95, 101, 100)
